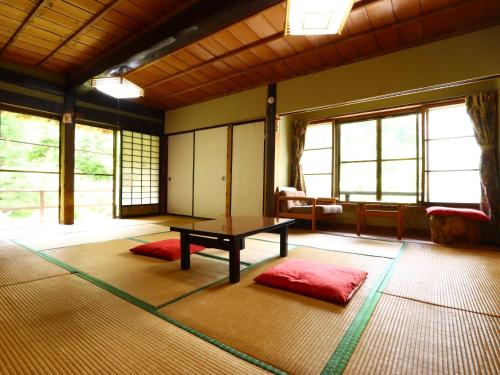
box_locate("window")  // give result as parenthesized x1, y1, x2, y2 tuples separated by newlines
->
(425, 103, 480, 203)
(75, 124, 115, 221)
(301, 122, 332, 197)
(0, 110, 59, 225)
(121, 131, 160, 206)
(302, 100, 480, 205)
(339, 113, 419, 203)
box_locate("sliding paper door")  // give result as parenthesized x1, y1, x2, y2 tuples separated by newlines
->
(193, 126, 227, 218)
(167, 132, 193, 216)
(231, 122, 264, 216)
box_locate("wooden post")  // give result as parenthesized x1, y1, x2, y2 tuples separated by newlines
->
(264, 83, 277, 217)
(39, 190, 45, 223)
(225, 124, 233, 217)
(59, 95, 75, 225)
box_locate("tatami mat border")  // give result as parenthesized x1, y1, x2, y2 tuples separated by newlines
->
(249, 237, 397, 259)
(33, 230, 173, 252)
(129, 235, 298, 266)
(321, 242, 407, 375)
(9, 239, 285, 374)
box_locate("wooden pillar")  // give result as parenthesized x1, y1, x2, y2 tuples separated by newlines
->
(264, 83, 277, 217)
(59, 95, 75, 225)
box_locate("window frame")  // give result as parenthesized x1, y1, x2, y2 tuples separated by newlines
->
(336, 112, 420, 204)
(423, 100, 480, 205)
(304, 98, 479, 207)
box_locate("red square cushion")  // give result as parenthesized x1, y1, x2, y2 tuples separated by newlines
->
(254, 259, 368, 303)
(426, 206, 490, 222)
(130, 239, 205, 261)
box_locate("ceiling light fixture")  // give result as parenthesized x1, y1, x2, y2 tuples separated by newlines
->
(91, 77, 144, 99)
(285, 0, 354, 36)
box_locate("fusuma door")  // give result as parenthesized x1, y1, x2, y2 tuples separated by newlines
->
(193, 126, 227, 218)
(231, 122, 264, 216)
(167, 132, 194, 215)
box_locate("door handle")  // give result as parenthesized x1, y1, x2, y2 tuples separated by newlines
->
(168, 177, 171, 181)
(221, 176, 225, 181)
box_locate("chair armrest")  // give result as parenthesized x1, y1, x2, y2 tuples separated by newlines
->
(278, 196, 316, 202)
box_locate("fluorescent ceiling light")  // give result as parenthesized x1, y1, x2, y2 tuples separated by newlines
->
(91, 77, 144, 99)
(285, 0, 355, 35)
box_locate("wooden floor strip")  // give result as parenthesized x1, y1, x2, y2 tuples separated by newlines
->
(344, 294, 500, 375)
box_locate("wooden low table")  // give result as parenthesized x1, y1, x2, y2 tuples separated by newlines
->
(170, 216, 295, 283)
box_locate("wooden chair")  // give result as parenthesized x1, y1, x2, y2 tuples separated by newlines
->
(356, 203, 404, 240)
(274, 187, 343, 232)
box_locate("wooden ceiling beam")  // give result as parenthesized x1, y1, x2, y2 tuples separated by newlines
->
(142, 0, 383, 90)
(36, 0, 123, 68)
(68, 0, 283, 91)
(157, 0, 476, 102)
(0, 0, 49, 55)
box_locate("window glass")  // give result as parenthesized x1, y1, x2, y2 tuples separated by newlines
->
(428, 104, 474, 139)
(381, 114, 417, 160)
(74, 124, 115, 221)
(340, 120, 376, 161)
(301, 122, 332, 196)
(304, 123, 332, 149)
(0, 110, 59, 225)
(340, 162, 377, 195)
(426, 103, 480, 203)
(301, 149, 332, 174)
(339, 114, 418, 203)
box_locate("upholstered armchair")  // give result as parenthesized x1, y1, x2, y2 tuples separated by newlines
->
(274, 187, 343, 232)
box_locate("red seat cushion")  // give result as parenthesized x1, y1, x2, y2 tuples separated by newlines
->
(130, 239, 205, 261)
(426, 206, 490, 222)
(254, 259, 368, 303)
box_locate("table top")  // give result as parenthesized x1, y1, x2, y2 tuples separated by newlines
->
(170, 216, 294, 238)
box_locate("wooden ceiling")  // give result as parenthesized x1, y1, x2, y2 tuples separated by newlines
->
(0, 0, 499, 110)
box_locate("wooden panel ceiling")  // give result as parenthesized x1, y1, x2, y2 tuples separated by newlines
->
(0, 0, 196, 72)
(0, 0, 499, 110)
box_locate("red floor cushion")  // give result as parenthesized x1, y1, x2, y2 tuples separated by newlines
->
(130, 239, 205, 261)
(254, 259, 368, 303)
(426, 206, 490, 222)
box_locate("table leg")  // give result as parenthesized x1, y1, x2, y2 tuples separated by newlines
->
(180, 232, 190, 270)
(239, 237, 245, 250)
(279, 226, 288, 257)
(229, 237, 241, 283)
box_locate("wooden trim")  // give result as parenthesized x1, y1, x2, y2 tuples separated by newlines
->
(225, 124, 233, 217)
(264, 83, 277, 216)
(59, 95, 75, 225)
(160, 134, 168, 214)
(375, 119, 382, 201)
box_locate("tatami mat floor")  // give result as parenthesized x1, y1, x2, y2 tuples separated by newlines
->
(0, 215, 498, 374)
